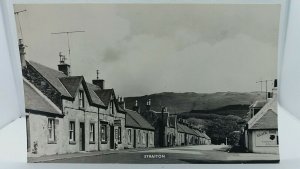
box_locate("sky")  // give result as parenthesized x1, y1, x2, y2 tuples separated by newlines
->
(14, 4, 280, 97)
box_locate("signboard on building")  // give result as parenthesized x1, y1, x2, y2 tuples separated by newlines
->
(255, 130, 278, 147)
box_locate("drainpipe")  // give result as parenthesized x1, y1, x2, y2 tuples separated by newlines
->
(98, 107, 100, 151)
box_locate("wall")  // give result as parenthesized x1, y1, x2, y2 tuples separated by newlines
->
(125, 128, 154, 149)
(248, 130, 279, 154)
(27, 113, 63, 157)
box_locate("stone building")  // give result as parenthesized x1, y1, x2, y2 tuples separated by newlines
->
(20, 40, 126, 157)
(140, 101, 177, 147)
(243, 80, 278, 154)
(122, 100, 155, 149)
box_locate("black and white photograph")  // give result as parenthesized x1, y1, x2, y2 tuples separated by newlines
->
(14, 3, 280, 163)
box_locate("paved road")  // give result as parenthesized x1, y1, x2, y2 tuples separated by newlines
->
(47, 145, 279, 164)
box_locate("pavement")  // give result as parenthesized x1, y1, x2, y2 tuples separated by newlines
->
(28, 145, 280, 164)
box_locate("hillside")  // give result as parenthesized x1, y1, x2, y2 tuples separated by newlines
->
(124, 91, 266, 144)
(124, 92, 265, 114)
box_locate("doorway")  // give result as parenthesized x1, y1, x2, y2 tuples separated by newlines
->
(133, 130, 136, 148)
(79, 123, 85, 151)
(110, 125, 114, 149)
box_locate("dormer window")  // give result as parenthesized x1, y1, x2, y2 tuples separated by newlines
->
(79, 90, 85, 108)
(110, 100, 114, 115)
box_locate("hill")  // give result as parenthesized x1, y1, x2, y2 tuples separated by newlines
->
(124, 91, 265, 114)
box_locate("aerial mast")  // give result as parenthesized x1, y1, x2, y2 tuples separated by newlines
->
(51, 30, 85, 65)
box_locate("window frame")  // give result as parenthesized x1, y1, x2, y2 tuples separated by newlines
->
(100, 124, 108, 144)
(69, 121, 76, 144)
(89, 123, 95, 144)
(79, 90, 85, 109)
(118, 127, 122, 144)
(128, 129, 132, 144)
(47, 118, 56, 144)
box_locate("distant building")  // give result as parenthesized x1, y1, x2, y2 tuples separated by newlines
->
(141, 101, 177, 147)
(120, 99, 155, 149)
(243, 79, 278, 154)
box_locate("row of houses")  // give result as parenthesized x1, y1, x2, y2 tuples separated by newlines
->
(19, 39, 210, 157)
(241, 79, 278, 154)
(140, 104, 211, 147)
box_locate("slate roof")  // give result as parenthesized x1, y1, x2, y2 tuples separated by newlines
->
(193, 129, 205, 138)
(59, 76, 83, 97)
(28, 61, 71, 97)
(250, 100, 267, 108)
(248, 93, 278, 130)
(24, 79, 61, 115)
(177, 124, 185, 133)
(86, 83, 105, 107)
(177, 123, 196, 135)
(125, 109, 155, 130)
(94, 89, 114, 107)
(249, 110, 277, 130)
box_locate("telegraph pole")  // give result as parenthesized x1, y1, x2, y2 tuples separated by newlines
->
(256, 80, 263, 92)
(256, 80, 272, 101)
(14, 9, 27, 40)
(51, 30, 85, 65)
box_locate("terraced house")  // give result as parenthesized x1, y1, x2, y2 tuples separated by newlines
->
(20, 40, 126, 157)
(121, 99, 155, 149)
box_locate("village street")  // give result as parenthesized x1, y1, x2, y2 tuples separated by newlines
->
(39, 145, 279, 164)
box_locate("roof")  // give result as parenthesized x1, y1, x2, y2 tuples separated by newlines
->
(193, 129, 205, 138)
(94, 89, 114, 107)
(177, 123, 196, 135)
(28, 61, 71, 97)
(250, 100, 267, 108)
(125, 109, 155, 130)
(202, 133, 211, 140)
(248, 94, 278, 130)
(24, 79, 61, 115)
(86, 83, 105, 107)
(59, 76, 83, 97)
(249, 109, 278, 130)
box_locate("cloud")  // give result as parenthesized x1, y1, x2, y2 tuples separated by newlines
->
(14, 4, 280, 97)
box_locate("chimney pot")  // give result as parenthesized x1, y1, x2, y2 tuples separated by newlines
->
(57, 52, 70, 76)
(92, 70, 105, 89)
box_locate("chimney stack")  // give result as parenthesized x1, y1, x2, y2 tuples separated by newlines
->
(146, 99, 151, 111)
(118, 97, 126, 109)
(133, 100, 140, 113)
(92, 69, 105, 89)
(274, 79, 277, 88)
(57, 52, 70, 76)
(19, 39, 26, 69)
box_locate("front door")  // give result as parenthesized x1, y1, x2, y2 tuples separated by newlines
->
(79, 123, 85, 151)
(146, 133, 149, 147)
(110, 125, 114, 149)
(133, 130, 136, 148)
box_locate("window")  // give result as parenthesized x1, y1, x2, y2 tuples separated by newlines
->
(89, 123, 95, 143)
(69, 121, 75, 143)
(101, 124, 107, 143)
(128, 129, 132, 144)
(109, 100, 115, 115)
(79, 90, 84, 108)
(118, 127, 122, 143)
(48, 118, 56, 143)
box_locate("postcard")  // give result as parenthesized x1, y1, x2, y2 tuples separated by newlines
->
(14, 3, 280, 163)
